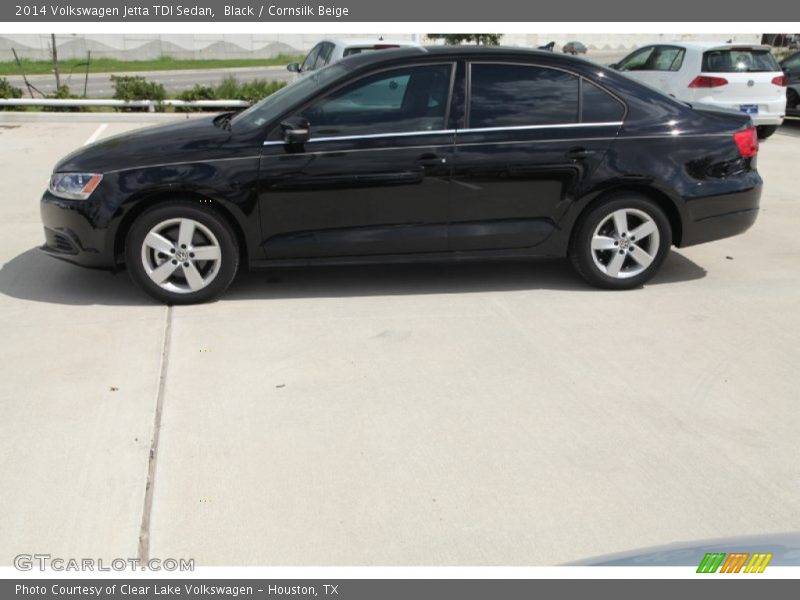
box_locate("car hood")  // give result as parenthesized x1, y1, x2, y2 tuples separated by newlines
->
(54, 115, 238, 174)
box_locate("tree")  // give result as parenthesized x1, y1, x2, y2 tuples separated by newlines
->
(426, 34, 503, 46)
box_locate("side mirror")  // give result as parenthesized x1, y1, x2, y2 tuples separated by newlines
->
(286, 63, 300, 73)
(281, 117, 310, 144)
(608, 62, 619, 70)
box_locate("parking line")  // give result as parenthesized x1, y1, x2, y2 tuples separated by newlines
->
(84, 123, 108, 146)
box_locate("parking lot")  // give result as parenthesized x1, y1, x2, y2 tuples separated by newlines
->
(0, 114, 798, 566)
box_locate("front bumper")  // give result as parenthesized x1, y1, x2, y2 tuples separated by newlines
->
(40, 192, 116, 268)
(679, 181, 761, 247)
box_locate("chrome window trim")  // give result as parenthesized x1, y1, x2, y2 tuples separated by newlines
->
(263, 123, 621, 146)
(459, 122, 623, 134)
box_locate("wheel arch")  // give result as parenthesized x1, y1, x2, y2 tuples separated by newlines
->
(569, 184, 684, 248)
(113, 191, 249, 266)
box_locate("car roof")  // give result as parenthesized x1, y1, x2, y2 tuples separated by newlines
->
(337, 45, 594, 70)
(649, 41, 772, 51)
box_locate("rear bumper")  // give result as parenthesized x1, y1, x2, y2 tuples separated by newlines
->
(40, 192, 116, 268)
(694, 98, 785, 126)
(679, 182, 761, 247)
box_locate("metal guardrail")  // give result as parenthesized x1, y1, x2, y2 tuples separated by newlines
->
(0, 98, 251, 111)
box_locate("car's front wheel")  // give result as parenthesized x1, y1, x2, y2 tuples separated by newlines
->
(569, 195, 672, 290)
(125, 201, 239, 304)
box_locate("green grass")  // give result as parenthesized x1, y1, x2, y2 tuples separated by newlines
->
(0, 54, 303, 76)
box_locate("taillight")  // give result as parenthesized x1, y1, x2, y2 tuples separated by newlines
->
(733, 126, 758, 158)
(688, 76, 729, 88)
(771, 75, 788, 86)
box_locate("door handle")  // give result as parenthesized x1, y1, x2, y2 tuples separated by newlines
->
(418, 153, 447, 166)
(565, 147, 597, 159)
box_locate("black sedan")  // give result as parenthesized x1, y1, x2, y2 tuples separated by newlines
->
(41, 46, 762, 304)
(781, 51, 800, 116)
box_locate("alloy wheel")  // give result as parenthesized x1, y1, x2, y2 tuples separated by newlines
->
(140, 217, 222, 294)
(590, 208, 660, 279)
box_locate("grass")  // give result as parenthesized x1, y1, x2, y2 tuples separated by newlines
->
(0, 54, 303, 76)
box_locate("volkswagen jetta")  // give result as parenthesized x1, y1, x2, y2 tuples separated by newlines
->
(41, 46, 762, 304)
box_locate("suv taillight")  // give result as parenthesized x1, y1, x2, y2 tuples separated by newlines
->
(771, 75, 788, 86)
(689, 76, 729, 88)
(733, 126, 758, 158)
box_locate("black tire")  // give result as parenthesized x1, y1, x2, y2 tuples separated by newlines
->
(568, 194, 672, 290)
(756, 125, 777, 140)
(787, 89, 799, 112)
(125, 201, 240, 304)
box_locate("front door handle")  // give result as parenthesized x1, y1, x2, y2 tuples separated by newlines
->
(418, 153, 447, 166)
(565, 147, 597, 160)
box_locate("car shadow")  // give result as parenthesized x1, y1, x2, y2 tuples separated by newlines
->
(0, 247, 707, 307)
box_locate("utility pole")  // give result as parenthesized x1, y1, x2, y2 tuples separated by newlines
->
(50, 33, 61, 89)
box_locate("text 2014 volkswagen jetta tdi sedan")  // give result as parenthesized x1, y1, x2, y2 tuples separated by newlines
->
(41, 46, 762, 304)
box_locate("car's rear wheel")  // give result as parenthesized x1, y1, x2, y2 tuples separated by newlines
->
(569, 194, 672, 290)
(125, 201, 239, 304)
(756, 125, 777, 140)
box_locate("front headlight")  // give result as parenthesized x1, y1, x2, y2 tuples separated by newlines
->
(49, 173, 103, 200)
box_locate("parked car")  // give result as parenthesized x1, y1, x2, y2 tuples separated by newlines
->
(287, 38, 420, 75)
(563, 41, 588, 55)
(611, 42, 787, 139)
(41, 47, 762, 304)
(780, 51, 800, 116)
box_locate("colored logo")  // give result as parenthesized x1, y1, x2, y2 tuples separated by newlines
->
(697, 552, 773, 573)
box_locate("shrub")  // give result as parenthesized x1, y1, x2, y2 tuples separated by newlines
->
(0, 77, 23, 110)
(44, 85, 83, 112)
(111, 75, 166, 111)
(175, 78, 287, 112)
(175, 84, 217, 112)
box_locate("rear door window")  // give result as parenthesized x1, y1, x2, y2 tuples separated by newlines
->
(702, 49, 781, 73)
(649, 46, 685, 71)
(469, 63, 579, 127)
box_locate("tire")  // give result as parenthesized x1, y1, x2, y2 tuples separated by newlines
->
(568, 194, 672, 290)
(125, 201, 240, 304)
(787, 89, 799, 112)
(756, 125, 777, 140)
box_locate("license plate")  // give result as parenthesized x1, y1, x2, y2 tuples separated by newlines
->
(739, 104, 759, 115)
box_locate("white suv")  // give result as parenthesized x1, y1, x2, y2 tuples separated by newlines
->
(612, 42, 787, 139)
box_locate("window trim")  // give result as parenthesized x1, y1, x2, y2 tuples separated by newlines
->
(465, 60, 628, 130)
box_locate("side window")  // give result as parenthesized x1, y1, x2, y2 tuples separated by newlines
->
(581, 80, 625, 123)
(617, 46, 655, 71)
(314, 43, 334, 69)
(301, 44, 321, 72)
(469, 63, 579, 128)
(649, 46, 686, 71)
(299, 64, 453, 138)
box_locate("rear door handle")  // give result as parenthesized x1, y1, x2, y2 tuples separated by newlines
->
(565, 147, 597, 159)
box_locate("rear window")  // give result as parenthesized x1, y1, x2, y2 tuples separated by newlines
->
(702, 49, 781, 73)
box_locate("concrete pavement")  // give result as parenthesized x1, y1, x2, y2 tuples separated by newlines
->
(0, 117, 798, 566)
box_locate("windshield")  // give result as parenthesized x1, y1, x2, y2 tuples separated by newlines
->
(702, 49, 781, 73)
(231, 63, 348, 129)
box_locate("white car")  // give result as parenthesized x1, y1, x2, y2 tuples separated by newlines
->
(287, 39, 420, 75)
(612, 42, 787, 139)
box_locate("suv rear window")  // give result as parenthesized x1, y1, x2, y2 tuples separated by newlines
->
(702, 49, 781, 73)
